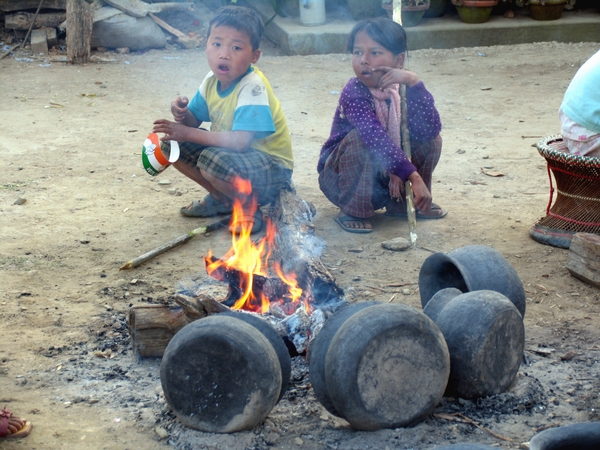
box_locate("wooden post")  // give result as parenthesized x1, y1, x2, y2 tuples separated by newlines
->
(66, 0, 93, 64)
(566, 233, 600, 288)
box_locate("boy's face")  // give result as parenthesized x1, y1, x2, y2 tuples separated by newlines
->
(206, 25, 261, 91)
(351, 30, 404, 89)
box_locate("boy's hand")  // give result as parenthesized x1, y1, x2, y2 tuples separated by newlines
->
(153, 119, 188, 142)
(372, 66, 420, 90)
(408, 171, 432, 213)
(171, 96, 189, 122)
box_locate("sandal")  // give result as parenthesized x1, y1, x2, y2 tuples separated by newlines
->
(0, 407, 32, 439)
(334, 214, 373, 234)
(180, 194, 232, 217)
(229, 209, 263, 235)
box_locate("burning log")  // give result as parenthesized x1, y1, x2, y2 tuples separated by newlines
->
(270, 188, 344, 305)
(128, 293, 228, 357)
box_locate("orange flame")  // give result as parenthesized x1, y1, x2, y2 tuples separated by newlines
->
(204, 178, 306, 315)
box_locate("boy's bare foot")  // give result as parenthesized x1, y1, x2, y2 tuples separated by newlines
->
(334, 212, 373, 234)
(180, 194, 232, 217)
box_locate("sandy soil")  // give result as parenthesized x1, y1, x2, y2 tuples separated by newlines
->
(1, 13, 599, 450)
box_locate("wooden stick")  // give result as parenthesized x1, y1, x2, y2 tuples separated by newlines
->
(21, 0, 44, 49)
(400, 84, 417, 248)
(119, 215, 231, 270)
(0, 44, 20, 60)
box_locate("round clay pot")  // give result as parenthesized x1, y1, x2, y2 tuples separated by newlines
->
(434, 290, 525, 399)
(325, 303, 450, 430)
(220, 311, 291, 402)
(419, 244, 526, 318)
(425, 0, 449, 17)
(451, 0, 498, 23)
(529, 0, 566, 21)
(160, 315, 281, 433)
(422, 287, 462, 322)
(309, 301, 382, 416)
(402, 4, 430, 27)
(529, 422, 600, 450)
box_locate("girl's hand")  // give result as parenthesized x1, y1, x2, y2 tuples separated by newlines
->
(372, 66, 420, 90)
(170, 96, 189, 122)
(152, 119, 189, 142)
(389, 173, 404, 199)
(408, 171, 432, 212)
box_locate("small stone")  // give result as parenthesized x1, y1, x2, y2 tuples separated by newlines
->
(79, 237, 91, 244)
(381, 237, 410, 252)
(155, 426, 169, 439)
(13, 198, 26, 205)
(265, 432, 280, 445)
(294, 437, 304, 445)
(402, 289, 411, 295)
(157, 179, 171, 185)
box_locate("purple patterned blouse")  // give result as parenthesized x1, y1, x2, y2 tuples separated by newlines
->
(318, 77, 442, 181)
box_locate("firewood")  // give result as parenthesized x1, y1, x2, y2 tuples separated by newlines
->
(566, 233, 600, 288)
(0, 0, 65, 11)
(5, 12, 66, 30)
(127, 293, 229, 357)
(270, 188, 345, 305)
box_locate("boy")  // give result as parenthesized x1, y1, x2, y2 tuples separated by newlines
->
(153, 6, 293, 233)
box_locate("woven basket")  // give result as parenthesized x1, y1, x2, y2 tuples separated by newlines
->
(530, 135, 600, 248)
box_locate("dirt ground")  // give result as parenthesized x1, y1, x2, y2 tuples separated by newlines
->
(1, 9, 600, 449)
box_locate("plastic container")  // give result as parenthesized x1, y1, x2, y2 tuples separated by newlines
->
(299, 0, 326, 26)
(141, 133, 179, 176)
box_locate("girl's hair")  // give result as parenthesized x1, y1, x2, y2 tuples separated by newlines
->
(346, 17, 407, 55)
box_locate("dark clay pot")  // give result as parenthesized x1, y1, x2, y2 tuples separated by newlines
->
(422, 287, 462, 322)
(530, 3, 565, 20)
(433, 290, 525, 399)
(160, 315, 281, 433)
(419, 245, 526, 318)
(220, 311, 291, 402)
(324, 303, 450, 430)
(309, 301, 382, 417)
(529, 422, 600, 450)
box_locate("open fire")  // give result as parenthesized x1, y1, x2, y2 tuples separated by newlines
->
(204, 178, 313, 317)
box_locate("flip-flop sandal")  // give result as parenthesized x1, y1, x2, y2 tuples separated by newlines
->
(334, 215, 373, 234)
(229, 210, 263, 235)
(0, 407, 32, 439)
(180, 194, 232, 217)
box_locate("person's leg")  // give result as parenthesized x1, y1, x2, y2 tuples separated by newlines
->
(410, 135, 442, 194)
(318, 130, 375, 231)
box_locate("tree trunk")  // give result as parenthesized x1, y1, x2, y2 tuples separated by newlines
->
(66, 0, 93, 64)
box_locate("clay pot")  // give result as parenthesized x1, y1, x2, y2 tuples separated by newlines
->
(309, 301, 382, 416)
(422, 287, 462, 322)
(428, 290, 525, 399)
(419, 244, 526, 318)
(402, 3, 430, 27)
(425, 0, 450, 17)
(160, 315, 281, 433)
(528, 0, 566, 21)
(322, 303, 450, 430)
(221, 311, 291, 401)
(451, 0, 498, 23)
(529, 422, 600, 449)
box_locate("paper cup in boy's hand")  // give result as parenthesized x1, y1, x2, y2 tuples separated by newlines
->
(142, 133, 180, 176)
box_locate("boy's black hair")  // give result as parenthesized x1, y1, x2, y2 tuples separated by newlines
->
(346, 17, 407, 55)
(208, 5, 264, 51)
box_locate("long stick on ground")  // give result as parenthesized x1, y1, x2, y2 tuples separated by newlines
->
(119, 215, 231, 270)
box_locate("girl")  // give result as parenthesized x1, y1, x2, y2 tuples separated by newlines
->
(318, 17, 446, 233)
